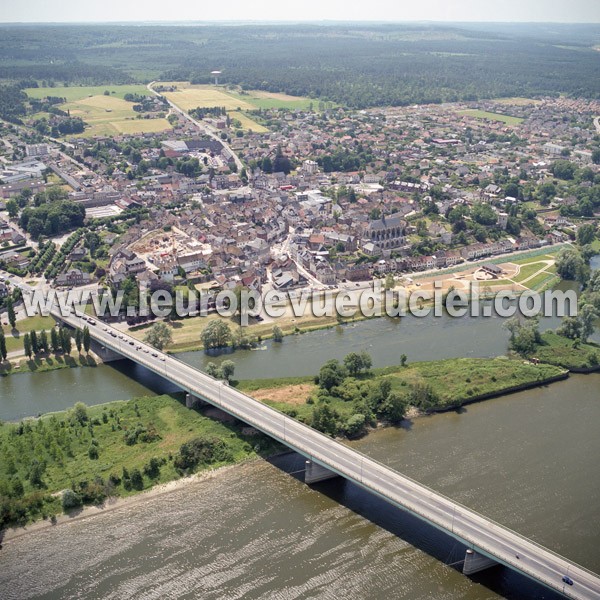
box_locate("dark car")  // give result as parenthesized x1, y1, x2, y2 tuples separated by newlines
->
(562, 576, 574, 586)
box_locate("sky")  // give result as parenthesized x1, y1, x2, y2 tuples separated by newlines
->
(1, 0, 599, 24)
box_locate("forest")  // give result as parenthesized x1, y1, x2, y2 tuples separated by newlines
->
(0, 23, 599, 111)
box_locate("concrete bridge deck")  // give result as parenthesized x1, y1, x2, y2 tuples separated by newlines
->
(55, 310, 600, 599)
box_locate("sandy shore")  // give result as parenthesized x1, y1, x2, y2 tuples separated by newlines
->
(1, 462, 244, 545)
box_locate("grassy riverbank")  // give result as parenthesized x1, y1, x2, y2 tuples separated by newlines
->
(238, 357, 568, 428)
(0, 394, 281, 530)
(533, 332, 600, 371)
(0, 351, 101, 376)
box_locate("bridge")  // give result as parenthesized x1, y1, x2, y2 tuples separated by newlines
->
(54, 309, 600, 600)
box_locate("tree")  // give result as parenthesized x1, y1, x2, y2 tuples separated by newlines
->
(83, 326, 91, 354)
(557, 316, 582, 340)
(143, 322, 172, 351)
(220, 360, 235, 382)
(592, 148, 600, 165)
(379, 391, 407, 424)
(400, 354, 407, 367)
(343, 351, 372, 376)
(201, 320, 233, 350)
(39, 329, 48, 353)
(72, 402, 88, 425)
(550, 160, 576, 180)
(272, 325, 283, 343)
(311, 403, 339, 437)
(50, 327, 60, 353)
(0, 329, 7, 361)
(318, 359, 347, 391)
(577, 223, 596, 247)
(555, 248, 586, 282)
(6, 297, 16, 329)
(61, 327, 72, 354)
(75, 328, 82, 353)
(30, 330, 39, 354)
(6, 199, 18, 218)
(62, 489, 82, 511)
(206, 362, 220, 378)
(579, 304, 597, 343)
(130, 468, 144, 490)
(23, 332, 31, 358)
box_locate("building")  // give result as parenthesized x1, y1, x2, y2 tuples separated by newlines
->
(55, 268, 91, 287)
(366, 214, 406, 251)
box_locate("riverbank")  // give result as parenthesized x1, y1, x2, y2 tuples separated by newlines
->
(0, 461, 247, 545)
(0, 350, 102, 377)
(0, 393, 282, 532)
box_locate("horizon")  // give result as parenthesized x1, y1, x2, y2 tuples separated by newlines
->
(1, 19, 600, 26)
(2, 0, 599, 25)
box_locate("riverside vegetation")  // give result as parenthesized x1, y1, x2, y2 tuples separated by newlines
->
(0, 394, 281, 530)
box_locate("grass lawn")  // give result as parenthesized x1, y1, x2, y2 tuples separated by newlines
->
(8, 315, 56, 333)
(227, 89, 319, 111)
(458, 109, 523, 126)
(25, 85, 151, 102)
(511, 251, 559, 266)
(160, 82, 317, 111)
(533, 332, 600, 370)
(525, 272, 560, 291)
(513, 262, 550, 283)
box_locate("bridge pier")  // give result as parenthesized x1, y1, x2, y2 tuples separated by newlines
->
(186, 393, 210, 409)
(90, 339, 122, 363)
(462, 549, 499, 575)
(304, 460, 338, 484)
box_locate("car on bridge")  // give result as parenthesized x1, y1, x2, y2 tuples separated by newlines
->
(562, 575, 574, 586)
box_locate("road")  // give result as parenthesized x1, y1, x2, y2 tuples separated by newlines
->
(147, 82, 244, 172)
(50, 307, 600, 600)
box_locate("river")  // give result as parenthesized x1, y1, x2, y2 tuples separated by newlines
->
(0, 270, 599, 598)
(1, 374, 598, 599)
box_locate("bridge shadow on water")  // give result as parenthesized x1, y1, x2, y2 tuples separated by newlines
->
(104, 356, 565, 599)
(268, 451, 564, 600)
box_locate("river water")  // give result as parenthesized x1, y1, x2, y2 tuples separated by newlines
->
(0, 269, 599, 598)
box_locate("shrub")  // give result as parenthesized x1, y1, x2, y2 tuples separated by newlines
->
(61, 488, 82, 511)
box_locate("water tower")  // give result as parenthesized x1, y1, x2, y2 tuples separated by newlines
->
(211, 70, 222, 85)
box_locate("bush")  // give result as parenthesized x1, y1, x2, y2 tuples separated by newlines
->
(61, 488, 82, 511)
(173, 436, 233, 473)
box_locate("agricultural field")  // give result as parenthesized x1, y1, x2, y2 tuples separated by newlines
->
(494, 97, 542, 106)
(158, 83, 319, 132)
(229, 110, 269, 133)
(458, 109, 524, 126)
(25, 84, 151, 102)
(25, 85, 172, 137)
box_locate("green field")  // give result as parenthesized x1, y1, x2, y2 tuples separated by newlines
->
(458, 109, 524, 126)
(25, 85, 151, 102)
(513, 261, 551, 283)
